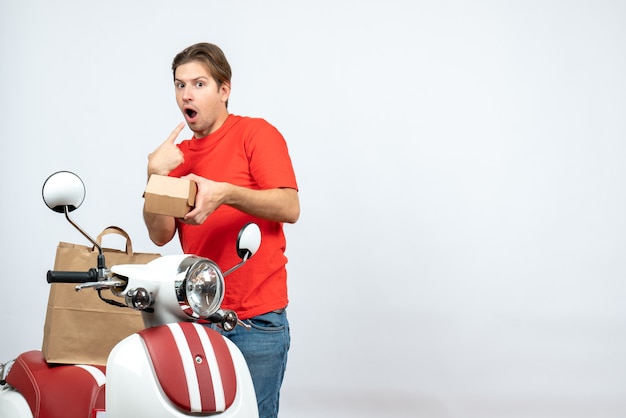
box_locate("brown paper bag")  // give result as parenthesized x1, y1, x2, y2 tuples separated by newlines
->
(42, 226, 160, 366)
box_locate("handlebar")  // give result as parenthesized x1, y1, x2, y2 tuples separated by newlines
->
(47, 268, 99, 284)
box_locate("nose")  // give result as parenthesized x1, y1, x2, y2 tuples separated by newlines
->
(180, 85, 193, 102)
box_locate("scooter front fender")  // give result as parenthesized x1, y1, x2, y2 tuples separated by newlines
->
(106, 322, 258, 417)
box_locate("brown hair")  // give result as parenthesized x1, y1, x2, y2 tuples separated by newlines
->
(172, 43, 232, 105)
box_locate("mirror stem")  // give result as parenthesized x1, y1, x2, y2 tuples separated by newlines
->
(64, 206, 106, 273)
(222, 252, 250, 277)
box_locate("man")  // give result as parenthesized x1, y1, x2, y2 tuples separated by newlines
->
(143, 42, 299, 418)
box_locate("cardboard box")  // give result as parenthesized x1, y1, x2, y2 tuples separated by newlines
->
(144, 175, 196, 218)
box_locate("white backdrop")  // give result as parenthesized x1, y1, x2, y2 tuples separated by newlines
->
(1, 1, 625, 417)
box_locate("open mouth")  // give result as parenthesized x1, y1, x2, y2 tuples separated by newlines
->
(185, 108, 198, 119)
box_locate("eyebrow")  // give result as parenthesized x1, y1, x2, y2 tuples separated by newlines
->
(174, 76, 209, 83)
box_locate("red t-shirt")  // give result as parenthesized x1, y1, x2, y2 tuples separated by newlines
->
(169, 114, 298, 320)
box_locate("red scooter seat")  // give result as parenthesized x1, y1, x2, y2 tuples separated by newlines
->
(6, 350, 106, 418)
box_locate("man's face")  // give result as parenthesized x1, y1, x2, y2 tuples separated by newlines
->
(174, 61, 230, 138)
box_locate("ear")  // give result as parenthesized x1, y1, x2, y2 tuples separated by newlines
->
(220, 82, 231, 104)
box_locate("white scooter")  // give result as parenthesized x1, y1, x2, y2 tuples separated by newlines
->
(0, 171, 260, 418)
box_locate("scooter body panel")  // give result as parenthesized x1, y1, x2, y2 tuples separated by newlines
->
(0, 384, 32, 418)
(106, 324, 258, 418)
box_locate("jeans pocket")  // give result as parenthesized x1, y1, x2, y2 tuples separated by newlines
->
(246, 311, 287, 333)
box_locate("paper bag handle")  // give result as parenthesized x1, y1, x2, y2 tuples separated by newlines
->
(95, 226, 134, 255)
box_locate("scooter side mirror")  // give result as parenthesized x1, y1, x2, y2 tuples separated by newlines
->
(236, 223, 261, 260)
(42, 171, 86, 214)
(42, 171, 104, 269)
(223, 223, 261, 277)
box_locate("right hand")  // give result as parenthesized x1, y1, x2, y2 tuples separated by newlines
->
(147, 122, 186, 176)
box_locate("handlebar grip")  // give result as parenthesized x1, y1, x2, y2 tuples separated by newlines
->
(47, 269, 98, 284)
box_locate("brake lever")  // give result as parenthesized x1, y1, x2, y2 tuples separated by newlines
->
(75, 279, 125, 292)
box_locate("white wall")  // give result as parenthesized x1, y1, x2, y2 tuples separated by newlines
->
(1, 1, 625, 417)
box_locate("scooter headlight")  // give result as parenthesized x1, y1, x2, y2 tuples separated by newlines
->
(178, 258, 225, 318)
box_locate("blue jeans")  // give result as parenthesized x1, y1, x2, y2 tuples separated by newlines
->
(209, 309, 290, 418)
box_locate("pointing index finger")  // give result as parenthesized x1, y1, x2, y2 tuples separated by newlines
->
(165, 122, 186, 145)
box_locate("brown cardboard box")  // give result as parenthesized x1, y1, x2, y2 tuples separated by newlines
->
(144, 174, 196, 218)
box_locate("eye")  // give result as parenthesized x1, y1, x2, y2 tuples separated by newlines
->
(196, 81, 204, 88)
(176, 82, 185, 89)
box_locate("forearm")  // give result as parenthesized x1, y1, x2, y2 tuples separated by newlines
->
(225, 186, 300, 224)
(143, 206, 177, 246)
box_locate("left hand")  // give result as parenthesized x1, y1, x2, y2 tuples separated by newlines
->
(180, 173, 227, 225)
